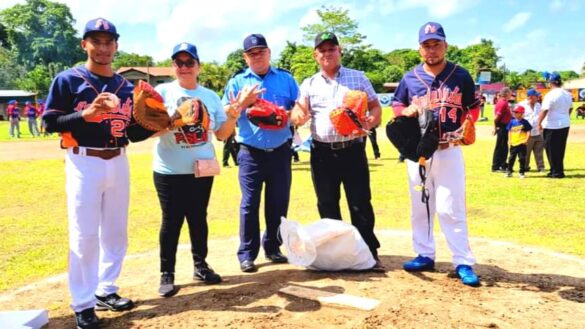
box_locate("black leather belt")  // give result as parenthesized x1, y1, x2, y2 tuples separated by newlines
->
(240, 142, 288, 153)
(73, 147, 122, 160)
(312, 138, 362, 150)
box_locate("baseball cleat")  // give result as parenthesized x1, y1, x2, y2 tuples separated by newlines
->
(455, 265, 480, 287)
(403, 255, 435, 272)
(95, 293, 134, 311)
(75, 307, 100, 329)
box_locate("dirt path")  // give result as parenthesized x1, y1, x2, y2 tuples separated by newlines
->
(2, 125, 584, 161)
(1, 231, 583, 329)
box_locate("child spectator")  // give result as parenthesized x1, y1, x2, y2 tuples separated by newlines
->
(506, 105, 532, 178)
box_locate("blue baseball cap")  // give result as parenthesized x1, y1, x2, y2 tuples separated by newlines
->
(547, 72, 561, 84)
(419, 22, 446, 43)
(172, 42, 199, 60)
(243, 34, 268, 52)
(8, 100, 16, 105)
(527, 88, 540, 97)
(83, 18, 119, 40)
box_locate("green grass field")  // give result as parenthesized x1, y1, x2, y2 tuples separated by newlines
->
(1, 109, 584, 292)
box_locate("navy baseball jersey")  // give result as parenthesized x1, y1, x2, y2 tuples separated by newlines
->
(43, 66, 133, 148)
(26, 105, 37, 118)
(393, 62, 479, 142)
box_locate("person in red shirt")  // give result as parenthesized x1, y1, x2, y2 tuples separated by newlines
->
(7, 100, 21, 138)
(491, 88, 512, 172)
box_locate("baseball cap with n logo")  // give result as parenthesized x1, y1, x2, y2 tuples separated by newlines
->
(83, 17, 119, 40)
(418, 22, 446, 43)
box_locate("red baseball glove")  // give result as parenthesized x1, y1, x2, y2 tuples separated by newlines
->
(247, 99, 288, 130)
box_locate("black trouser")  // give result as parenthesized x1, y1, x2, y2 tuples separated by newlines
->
(223, 134, 239, 166)
(544, 127, 570, 177)
(310, 139, 380, 258)
(491, 122, 509, 170)
(290, 126, 299, 161)
(154, 172, 214, 273)
(507, 144, 527, 174)
(367, 128, 380, 158)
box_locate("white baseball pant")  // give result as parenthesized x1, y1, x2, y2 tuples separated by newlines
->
(405, 145, 476, 267)
(65, 148, 129, 312)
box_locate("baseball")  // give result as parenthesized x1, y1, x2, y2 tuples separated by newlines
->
(102, 93, 120, 109)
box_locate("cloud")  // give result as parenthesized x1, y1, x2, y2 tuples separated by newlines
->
(503, 12, 531, 32)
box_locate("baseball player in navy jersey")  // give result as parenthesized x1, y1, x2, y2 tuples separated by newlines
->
(392, 22, 481, 286)
(42, 18, 134, 329)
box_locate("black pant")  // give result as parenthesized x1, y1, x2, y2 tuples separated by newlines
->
(367, 128, 380, 158)
(310, 139, 380, 258)
(223, 134, 239, 166)
(154, 172, 214, 273)
(491, 123, 509, 170)
(507, 144, 527, 174)
(543, 127, 570, 177)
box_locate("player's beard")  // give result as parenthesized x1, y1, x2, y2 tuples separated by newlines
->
(424, 56, 446, 67)
(90, 54, 113, 66)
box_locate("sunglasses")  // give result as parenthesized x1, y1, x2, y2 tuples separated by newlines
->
(174, 59, 196, 68)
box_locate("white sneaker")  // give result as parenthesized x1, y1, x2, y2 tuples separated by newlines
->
(519, 173, 525, 179)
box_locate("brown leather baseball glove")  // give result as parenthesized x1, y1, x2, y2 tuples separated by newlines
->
(132, 80, 171, 131)
(171, 97, 210, 130)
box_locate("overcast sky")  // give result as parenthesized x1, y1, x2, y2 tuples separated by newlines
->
(2, 0, 584, 73)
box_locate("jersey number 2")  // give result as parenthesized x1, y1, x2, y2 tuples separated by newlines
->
(110, 120, 126, 138)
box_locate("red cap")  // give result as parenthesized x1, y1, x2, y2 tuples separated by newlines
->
(513, 105, 525, 114)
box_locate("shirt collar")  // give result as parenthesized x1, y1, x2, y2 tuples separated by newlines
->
(243, 66, 277, 78)
(319, 65, 345, 80)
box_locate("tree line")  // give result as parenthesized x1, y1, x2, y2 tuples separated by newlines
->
(1, 1, 583, 98)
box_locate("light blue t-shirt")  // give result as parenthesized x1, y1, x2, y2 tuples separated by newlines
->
(222, 66, 299, 149)
(153, 81, 226, 175)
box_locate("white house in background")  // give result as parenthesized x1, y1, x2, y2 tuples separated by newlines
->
(0, 90, 37, 120)
(116, 67, 174, 87)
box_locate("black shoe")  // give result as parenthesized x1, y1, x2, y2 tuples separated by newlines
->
(240, 260, 257, 273)
(75, 307, 100, 329)
(95, 293, 134, 312)
(194, 263, 222, 284)
(266, 251, 288, 263)
(159, 272, 177, 297)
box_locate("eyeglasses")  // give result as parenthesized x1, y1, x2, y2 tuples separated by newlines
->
(174, 59, 196, 68)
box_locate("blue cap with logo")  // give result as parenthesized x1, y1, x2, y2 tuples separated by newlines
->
(547, 72, 561, 84)
(243, 34, 268, 52)
(527, 88, 541, 97)
(419, 22, 446, 43)
(83, 17, 119, 40)
(172, 42, 199, 61)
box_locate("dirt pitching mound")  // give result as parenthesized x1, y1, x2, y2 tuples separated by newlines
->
(1, 231, 584, 329)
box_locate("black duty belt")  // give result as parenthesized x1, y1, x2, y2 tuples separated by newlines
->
(239, 142, 288, 153)
(312, 138, 363, 150)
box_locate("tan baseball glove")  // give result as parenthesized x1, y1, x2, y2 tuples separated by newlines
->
(132, 80, 171, 131)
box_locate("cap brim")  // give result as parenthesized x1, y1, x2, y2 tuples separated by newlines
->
(314, 40, 339, 49)
(83, 31, 119, 40)
(244, 45, 268, 52)
(419, 35, 445, 43)
(172, 50, 199, 60)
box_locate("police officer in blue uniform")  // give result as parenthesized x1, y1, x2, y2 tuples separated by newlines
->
(222, 34, 299, 272)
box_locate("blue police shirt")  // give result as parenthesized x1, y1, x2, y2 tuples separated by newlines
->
(222, 66, 299, 150)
